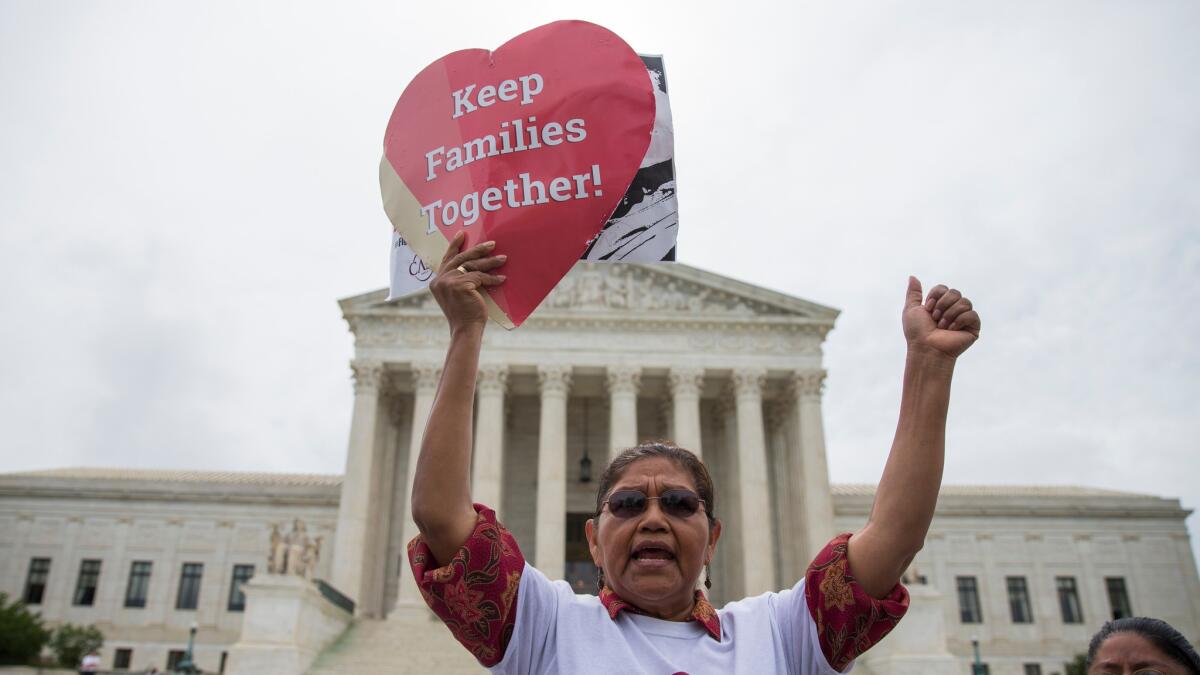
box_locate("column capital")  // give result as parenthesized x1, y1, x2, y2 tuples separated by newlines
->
(350, 360, 384, 394)
(765, 399, 792, 429)
(537, 364, 573, 396)
(713, 393, 737, 423)
(791, 369, 827, 400)
(668, 367, 705, 398)
(606, 365, 641, 395)
(731, 368, 767, 399)
(412, 362, 442, 394)
(477, 364, 509, 395)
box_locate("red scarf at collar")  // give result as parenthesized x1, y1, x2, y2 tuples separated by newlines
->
(598, 586, 721, 641)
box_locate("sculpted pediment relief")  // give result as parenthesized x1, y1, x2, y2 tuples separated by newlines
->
(345, 263, 836, 322)
(542, 265, 793, 317)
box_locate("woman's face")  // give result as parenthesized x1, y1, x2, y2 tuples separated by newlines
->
(585, 456, 721, 619)
(1089, 632, 1191, 675)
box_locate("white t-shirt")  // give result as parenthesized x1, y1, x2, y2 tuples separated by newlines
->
(492, 563, 848, 675)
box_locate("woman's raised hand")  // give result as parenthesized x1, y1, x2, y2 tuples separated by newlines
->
(903, 276, 981, 360)
(429, 231, 507, 332)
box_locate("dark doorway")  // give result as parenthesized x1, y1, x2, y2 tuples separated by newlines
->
(564, 513, 596, 594)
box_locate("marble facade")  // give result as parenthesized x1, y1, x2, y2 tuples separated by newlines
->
(1, 262, 1197, 675)
(333, 263, 842, 615)
(0, 469, 339, 673)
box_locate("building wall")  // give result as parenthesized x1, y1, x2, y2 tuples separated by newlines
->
(0, 475, 339, 673)
(3, 475, 1197, 675)
(834, 489, 1200, 675)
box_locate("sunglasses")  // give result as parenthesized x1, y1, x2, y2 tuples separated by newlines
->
(602, 489, 706, 520)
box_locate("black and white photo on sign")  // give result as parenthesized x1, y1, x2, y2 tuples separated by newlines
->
(582, 54, 677, 263)
(388, 55, 678, 301)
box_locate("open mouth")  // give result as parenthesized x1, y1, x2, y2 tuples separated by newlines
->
(631, 542, 676, 562)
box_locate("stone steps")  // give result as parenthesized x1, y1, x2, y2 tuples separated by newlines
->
(307, 614, 485, 675)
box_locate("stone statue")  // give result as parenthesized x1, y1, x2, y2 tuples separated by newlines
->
(268, 523, 285, 574)
(268, 519, 321, 578)
(301, 536, 323, 580)
(285, 519, 307, 576)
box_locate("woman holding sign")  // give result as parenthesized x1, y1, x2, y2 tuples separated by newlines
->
(407, 232, 981, 674)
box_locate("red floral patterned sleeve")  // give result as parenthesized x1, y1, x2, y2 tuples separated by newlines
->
(804, 532, 910, 671)
(407, 504, 525, 667)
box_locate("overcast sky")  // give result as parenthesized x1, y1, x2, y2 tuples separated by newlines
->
(2, 2, 1197, 553)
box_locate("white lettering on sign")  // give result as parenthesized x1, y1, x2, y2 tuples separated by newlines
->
(452, 73, 544, 119)
(418, 165, 604, 232)
(424, 117, 588, 181)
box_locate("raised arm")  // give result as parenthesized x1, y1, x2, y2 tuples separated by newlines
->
(847, 277, 980, 598)
(408, 231, 507, 565)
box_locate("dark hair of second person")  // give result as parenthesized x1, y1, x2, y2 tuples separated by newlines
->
(1087, 616, 1200, 675)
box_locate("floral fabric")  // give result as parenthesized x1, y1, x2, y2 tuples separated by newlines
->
(409, 508, 909, 670)
(407, 505, 523, 667)
(805, 532, 910, 671)
(598, 586, 722, 641)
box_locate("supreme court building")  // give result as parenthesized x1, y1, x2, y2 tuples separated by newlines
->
(2, 262, 1198, 675)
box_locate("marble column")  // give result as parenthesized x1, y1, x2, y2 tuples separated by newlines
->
(535, 365, 572, 579)
(732, 368, 775, 596)
(392, 363, 441, 615)
(766, 401, 798, 585)
(472, 364, 508, 512)
(362, 399, 403, 617)
(793, 370, 835, 564)
(607, 365, 641, 458)
(331, 359, 383, 604)
(668, 367, 705, 458)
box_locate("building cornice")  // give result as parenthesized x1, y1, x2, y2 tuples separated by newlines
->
(0, 476, 341, 508)
(833, 486, 1192, 521)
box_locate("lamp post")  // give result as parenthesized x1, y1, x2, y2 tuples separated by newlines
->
(579, 399, 592, 483)
(971, 637, 987, 675)
(175, 622, 199, 674)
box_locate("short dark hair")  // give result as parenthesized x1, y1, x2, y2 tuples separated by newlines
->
(594, 441, 716, 527)
(1087, 617, 1200, 675)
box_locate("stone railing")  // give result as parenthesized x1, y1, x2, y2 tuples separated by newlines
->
(314, 578, 356, 615)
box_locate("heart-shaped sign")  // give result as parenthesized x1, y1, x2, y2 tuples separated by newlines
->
(380, 21, 655, 328)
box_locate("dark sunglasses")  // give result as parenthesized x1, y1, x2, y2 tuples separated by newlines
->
(602, 489, 706, 519)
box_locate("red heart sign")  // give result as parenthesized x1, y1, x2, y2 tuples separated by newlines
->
(380, 21, 655, 328)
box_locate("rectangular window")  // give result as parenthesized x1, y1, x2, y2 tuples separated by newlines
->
(113, 648, 133, 670)
(73, 559, 101, 606)
(23, 558, 51, 605)
(1106, 577, 1132, 620)
(124, 561, 152, 608)
(176, 562, 203, 610)
(1057, 576, 1084, 624)
(167, 650, 185, 670)
(227, 564, 255, 611)
(1007, 576, 1034, 624)
(956, 576, 983, 623)
(1023, 664, 1043, 675)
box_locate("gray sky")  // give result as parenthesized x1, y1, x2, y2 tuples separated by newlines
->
(2, 2, 1197, 556)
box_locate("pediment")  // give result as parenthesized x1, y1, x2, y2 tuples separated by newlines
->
(339, 262, 838, 324)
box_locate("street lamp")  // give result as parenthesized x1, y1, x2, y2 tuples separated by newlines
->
(175, 622, 199, 674)
(578, 399, 592, 483)
(971, 636, 987, 675)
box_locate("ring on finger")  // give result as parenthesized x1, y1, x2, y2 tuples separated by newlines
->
(456, 264, 470, 274)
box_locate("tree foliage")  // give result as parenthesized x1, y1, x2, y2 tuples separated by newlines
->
(49, 623, 104, 669)
(1064, 653, 1088, 675)
(0, 592, 51, 665)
